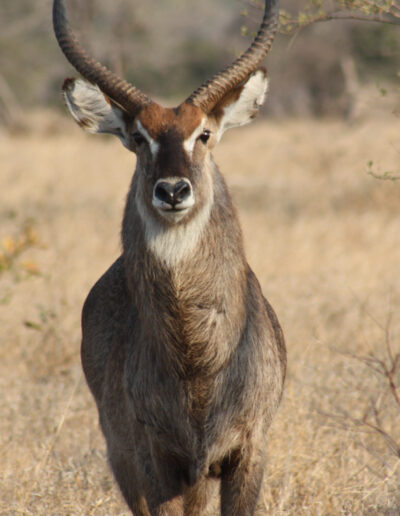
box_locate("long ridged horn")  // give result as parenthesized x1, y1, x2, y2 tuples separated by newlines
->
(53, 0, 152, 115)
(186, 0, 279, 113)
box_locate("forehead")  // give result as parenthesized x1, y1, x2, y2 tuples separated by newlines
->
(136, 103, 205, 140)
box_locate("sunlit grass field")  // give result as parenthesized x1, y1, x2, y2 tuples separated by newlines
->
(0, 107, 399, 515)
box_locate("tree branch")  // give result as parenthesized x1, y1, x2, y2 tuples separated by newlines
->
(318, 10, 400, 25)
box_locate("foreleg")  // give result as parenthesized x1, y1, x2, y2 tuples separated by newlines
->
(220, 447, 266, 516)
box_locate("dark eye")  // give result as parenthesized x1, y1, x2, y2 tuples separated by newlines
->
(198, 130, 211, 144)
(132, 132, 146, 146)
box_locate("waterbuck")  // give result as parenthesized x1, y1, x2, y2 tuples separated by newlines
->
(53, 0, 286, 513)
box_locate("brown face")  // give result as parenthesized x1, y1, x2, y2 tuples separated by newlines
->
(130, 103, 216, 225)
(62, 69, 268, 232)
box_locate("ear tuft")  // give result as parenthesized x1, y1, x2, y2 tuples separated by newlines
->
(212, 68, 269, 140)
(62, 78, 128, 140)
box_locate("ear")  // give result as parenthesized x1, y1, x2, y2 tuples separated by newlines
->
(62, 78, 129, 145)
(211, 68, 268, 141)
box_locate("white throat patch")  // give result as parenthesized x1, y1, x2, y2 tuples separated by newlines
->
(136, 165, 214, 268)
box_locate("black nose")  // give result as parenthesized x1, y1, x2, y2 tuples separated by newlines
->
(154, 180, 191, 207)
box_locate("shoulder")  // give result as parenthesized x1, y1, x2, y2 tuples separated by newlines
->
(82, 256, 129, 331)
(246, 266, 286, 371)
(81, 257, 134, 400)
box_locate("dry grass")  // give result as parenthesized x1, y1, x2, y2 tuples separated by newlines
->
(0, 108, 399, 515)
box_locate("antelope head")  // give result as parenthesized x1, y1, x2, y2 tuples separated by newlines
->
(53, 0, 279, 227)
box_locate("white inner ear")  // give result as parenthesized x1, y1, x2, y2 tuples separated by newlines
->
(63, 79, 128, 145)
(216, 70, 268, 141)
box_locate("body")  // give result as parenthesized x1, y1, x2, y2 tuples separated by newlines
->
(53, 0, 286, 513)
(82, 161, 285, 514)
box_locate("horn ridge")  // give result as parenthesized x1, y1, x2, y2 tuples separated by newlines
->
(186, 0, 279, 113)
(53, 0, 151, 115)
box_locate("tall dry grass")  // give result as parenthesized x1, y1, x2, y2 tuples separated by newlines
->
(0, 106, 399, 515)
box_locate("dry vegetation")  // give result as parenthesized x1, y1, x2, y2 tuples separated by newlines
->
(0, 102, 399, 514)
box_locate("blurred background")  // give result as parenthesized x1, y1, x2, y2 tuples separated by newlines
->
(1, 0, 399, 128)
(1, 1, 399, 514)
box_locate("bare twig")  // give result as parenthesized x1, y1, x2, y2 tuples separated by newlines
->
(323, 407, 400, 458)
(247, 0, 400, 32)
(367, 169, 400, 181)
(321, 308, 400, 468)
(281, 10, 400, 31)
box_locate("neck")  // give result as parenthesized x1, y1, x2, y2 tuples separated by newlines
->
(121, 166, 248, 375)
